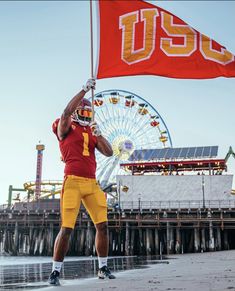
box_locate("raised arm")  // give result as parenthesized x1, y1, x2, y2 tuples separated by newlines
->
(57, 79, 96, 140)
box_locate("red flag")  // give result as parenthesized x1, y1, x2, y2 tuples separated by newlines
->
(95, 0, 235, 79)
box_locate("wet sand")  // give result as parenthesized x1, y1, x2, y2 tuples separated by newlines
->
(42, 250, 235, 291)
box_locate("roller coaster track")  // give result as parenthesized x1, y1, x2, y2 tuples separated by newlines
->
(23, 180, 63, 200)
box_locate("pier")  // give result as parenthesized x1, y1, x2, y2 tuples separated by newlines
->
(0, 199, 235, 256)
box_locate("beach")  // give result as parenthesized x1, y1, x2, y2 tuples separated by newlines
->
(41, 250, 235, 291)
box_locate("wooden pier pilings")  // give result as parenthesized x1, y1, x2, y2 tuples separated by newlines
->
(0, 205, 235, 256)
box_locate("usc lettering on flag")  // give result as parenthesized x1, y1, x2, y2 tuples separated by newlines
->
(95, 0, 235, 79)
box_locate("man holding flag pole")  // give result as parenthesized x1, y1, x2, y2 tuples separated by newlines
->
(48, 78, 116, 286)
(48, 1, 117, 286)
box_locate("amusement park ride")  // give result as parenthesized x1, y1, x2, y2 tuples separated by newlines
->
(89, 89, 172, 188)
(9, 90, 235, 204)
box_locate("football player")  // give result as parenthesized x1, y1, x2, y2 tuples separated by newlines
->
(48, 79, 115, 286)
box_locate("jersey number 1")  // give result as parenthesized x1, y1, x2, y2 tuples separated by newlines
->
(82, 132, 90, 156)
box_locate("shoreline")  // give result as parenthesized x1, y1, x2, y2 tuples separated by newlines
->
(34, 250, 235, 291)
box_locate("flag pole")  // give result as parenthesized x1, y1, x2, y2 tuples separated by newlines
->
(90, 0, 95, 121)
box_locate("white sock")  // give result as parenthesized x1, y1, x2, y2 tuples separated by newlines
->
(52, 261, 63, 273)
(98, 257, 107, 269)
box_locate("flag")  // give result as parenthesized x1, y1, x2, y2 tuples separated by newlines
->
(95, 0, 235, 79)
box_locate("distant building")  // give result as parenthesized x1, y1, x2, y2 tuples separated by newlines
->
(118, 146, 235, 209)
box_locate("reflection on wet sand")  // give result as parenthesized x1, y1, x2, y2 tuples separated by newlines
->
(0, 255, 165, 290)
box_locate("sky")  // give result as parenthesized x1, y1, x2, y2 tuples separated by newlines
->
(0, 1, 235, 205)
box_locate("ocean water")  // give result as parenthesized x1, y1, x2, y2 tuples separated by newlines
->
(0, 255, 163, 290)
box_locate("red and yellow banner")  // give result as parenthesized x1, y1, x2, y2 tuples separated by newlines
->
(95, 0, 235, 79)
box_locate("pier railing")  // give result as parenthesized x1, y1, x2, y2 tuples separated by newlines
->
(0, 199, 235, 213)
(119, 200, 235, 211)
(0, 199, 60, 212)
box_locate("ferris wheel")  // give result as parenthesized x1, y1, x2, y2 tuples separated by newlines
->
(89, 89, 172, 188)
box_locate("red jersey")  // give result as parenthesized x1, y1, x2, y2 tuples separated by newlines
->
(52, 119, 97, 178)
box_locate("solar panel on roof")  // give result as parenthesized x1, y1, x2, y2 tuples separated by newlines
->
(163, 148, 172, 159)
(145, 149, 154, 160)
(135, 150, 140, 160)
(152, 149, 158, 159)
(154, 149, 160, 159)
(157, 149, 165, 159)
(145, 150, 150, 160)
(178, 147, 188, 158)
(128, 146, 219, 162)
(153, 149, 160, 159)
(146, 149, 152, 159)
(164, 148, 174, 159)
(202, 146, 210, 157)
(129, 152, 135, 161)
(194, 147, 203, 158)
(133, 151, 140, 160)
(168, 148, 176, 159)
(187, 147, 196, 158)
(141, 150, 147, 160)
(184, 147, 190, 158)
(173, 148, 181, 159)
(210, 146, 218, 157)
(132, 151, 137, 161)
(161, 148, 167, 159)
(139, 150, 143, 158)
